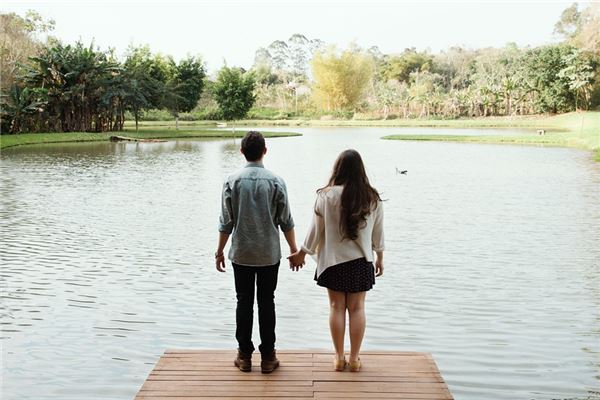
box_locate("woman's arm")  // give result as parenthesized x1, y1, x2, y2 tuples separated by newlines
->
(373, 202, 385, 277)
(301, 194, 326, 255)
(372, 201, 385, 251)
(288, 194, 325, 269)
(375, 250, 384, 277)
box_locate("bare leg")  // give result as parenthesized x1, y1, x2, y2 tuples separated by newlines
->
(327, 289, 347, 360)
(346, 291, 367, 363)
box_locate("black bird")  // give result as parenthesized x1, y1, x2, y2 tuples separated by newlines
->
(395, 167, 408, 175)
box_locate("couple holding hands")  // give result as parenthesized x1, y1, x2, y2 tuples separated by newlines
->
(215, 131, 385, 374)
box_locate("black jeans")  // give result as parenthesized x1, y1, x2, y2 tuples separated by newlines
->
(232, 262, 280, 355)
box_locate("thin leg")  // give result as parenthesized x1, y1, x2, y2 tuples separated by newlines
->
(327, 289, 347, 360)
(346, 291, 367, 363)
(256, 263, 280, 355)
(233, 264, 256, 354)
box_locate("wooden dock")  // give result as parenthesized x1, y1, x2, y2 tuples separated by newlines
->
(134, 350, 453, 399)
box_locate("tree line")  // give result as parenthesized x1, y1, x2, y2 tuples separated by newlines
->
(251, 3, 599, 119)
(1, 4, 599, 134)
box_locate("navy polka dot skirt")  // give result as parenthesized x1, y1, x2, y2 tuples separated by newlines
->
(315, 257, 375, 293)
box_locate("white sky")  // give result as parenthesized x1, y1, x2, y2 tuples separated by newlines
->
(1, 0, 586, 72)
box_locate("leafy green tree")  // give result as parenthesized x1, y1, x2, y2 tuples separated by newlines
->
(381, 48, 433, 83)
(165, 56, 206, 129)
(523, 44, 576, 113)
(123, 46, 161, 131)
(558, 49, 596, 109)
(25, 41, 123, 132)
(213, 66, 256, 133)
(0, 85, 46, 133)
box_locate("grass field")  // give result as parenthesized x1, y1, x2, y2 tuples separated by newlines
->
(2, 113, 598, 161)
(379, 112, 600, 161)
(0, 127, 300, 150)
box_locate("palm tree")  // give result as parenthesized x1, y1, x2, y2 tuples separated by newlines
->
(1, 85, 46, 133)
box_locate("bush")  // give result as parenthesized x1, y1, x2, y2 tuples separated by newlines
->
(246, 107, 293, 120)
(139, 109, 174, 121)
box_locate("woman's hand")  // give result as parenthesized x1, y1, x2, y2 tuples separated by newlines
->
(375, 252, 384, 277)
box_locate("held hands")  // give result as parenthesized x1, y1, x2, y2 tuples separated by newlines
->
(287, 249, 306, 271)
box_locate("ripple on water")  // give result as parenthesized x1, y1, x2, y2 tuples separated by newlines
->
(1, 131, 599, 400)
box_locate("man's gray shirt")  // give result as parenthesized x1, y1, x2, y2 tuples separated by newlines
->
(219, 161, 294, 266)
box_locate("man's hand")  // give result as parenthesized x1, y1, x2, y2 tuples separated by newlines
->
(216, 253, 226, 272)
(287, 250, 306, 271)
(215, 232, 230, 273)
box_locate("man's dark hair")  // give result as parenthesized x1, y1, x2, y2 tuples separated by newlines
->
(241, 131, 266, 161)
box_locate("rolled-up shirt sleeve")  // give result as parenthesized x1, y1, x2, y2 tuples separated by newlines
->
(218, 180, 234, 234)
(275, 180, 294, 232)
(301, 194, 325, 255)
(372, 201, 385, 251)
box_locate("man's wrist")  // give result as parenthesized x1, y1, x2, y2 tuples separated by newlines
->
(215, 251, 224, 258)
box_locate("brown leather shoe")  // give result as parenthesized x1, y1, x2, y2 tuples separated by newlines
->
(234, 349, 252, 372)
(260, 350, 280, 374)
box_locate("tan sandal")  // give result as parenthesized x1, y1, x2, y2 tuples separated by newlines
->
(333, 357, 347, 371)
(348, 358, 361, 372)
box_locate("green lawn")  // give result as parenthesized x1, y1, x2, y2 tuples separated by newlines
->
(380, 112, 600, 161)
(3, 113, 599, 161)
(0, 127, 301, 150)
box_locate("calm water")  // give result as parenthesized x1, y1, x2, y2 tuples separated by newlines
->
(1, 127, 599, 400)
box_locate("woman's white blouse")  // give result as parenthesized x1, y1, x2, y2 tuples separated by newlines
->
(301, 185, 385, 278)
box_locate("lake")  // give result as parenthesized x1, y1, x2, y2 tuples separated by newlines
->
(1, 127, 599, 400)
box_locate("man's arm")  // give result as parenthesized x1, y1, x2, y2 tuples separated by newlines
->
(283, 228, 297, 253)
(215, 232, 230, 272)
(283, 228, 301, 271)
(216, 180, 233, 273)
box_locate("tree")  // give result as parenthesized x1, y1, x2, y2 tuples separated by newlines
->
(0, 85, 46, 133)
(24, 41, 124, 132)
(0, 11, 54, 94)
(123, 45, 162, 131)
(574, 3, 600, 53)
(381, 48, 433, 83)
(311, 45, 375, 112)
(558, 49, 596, 109)
(165, 56, 205, 129)
(554, 3, 582, 40)
(522, 44, 577, 113)
(213, 66, 256, 134)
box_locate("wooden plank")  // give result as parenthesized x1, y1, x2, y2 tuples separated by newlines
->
(134, 350, 454, 400)
(314, 381, 451, 393)
(314, 393, 453, 399)
(136, 390, 314, 397)
(148, 372, 309, 381)
(141, 380, 314, 389)
(312, 373, 444, 383)
(137, 397, 308, 400)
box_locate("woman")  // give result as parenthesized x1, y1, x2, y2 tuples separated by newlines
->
(289, 149, 384, 372)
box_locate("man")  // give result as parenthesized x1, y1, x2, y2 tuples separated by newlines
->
(215, 131, 298, 374)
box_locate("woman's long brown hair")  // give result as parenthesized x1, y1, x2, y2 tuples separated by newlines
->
(318, 149, 381, 241)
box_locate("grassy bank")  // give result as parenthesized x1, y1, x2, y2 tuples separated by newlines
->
(230, 113, 580, 128)
(379, 112, 600, 161)
(0, 127, 300, 150)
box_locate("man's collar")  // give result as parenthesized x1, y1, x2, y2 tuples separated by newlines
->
(245, 161, 264, 168)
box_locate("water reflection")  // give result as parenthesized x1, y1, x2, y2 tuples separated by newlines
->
(1, 127, 599, 400)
